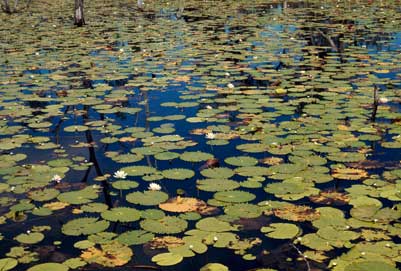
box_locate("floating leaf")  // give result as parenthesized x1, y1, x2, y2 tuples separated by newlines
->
(197, 179, 240, 192)
(180, 151, 214, 162)
(151, 253, 183, 266)
(140, 217, 188, 234)
(196, 217, 237, 232)
(0, 258, 18, 271)
(214, 190, 256, 203)
(261, 223, 300, 239)
(15, 232, 44, 244)
(162, 168, 195, 180)
(81, 241, 133, 267)
(116, 230, 154, 246)
(27, 263, 69, 271)
(126, 191, 169, 206)
(62, 217, 109, 236)
(200, 263, 229, 271)
(200, 167, 234, 179)
(101, 207, 141, 222)
(159, 197, 207, 213)
(225, 156, 258, 167)
(345, 261, 398, 271)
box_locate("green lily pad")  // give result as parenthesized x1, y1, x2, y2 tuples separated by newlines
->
(101, 207, 141, 222)
(111, 180, 139, 190)
(225, 156, 258, 167)
(201, 167, 234, 179)
(57, 187, 99, 205)
(27, 263, 69, 271)
(62, 217, 109, 236)
(162, 168, 195, 180)
(196, 217, 237, 232)
(214, 190, 256, 203)
(200, 263, 229, 271)
(152, 253, 183, 266)
(116, 230, 154, 246)
(140, 216, 188, 234)
(261, 223, 300, 239)
(345, 261, 398, 271)
(29, 188, 60, 202)
(180, 151, 214, 162)
(119, 166, 157, 176)
(0, 258, 18, 270)
(126, 191, 169, 206)
(15, 232, 44, 244)
(197, 179, 240, 192)
(224, 204, 263, 218)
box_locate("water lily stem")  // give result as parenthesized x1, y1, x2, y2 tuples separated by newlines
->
(291, 243, 311, 271)
(371, 84, 379, 122)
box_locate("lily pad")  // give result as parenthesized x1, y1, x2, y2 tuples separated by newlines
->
(152, 253, 183, 266)
(101, 207, 141, 222)
(162, 168, 195, 180)
(126, 191, 169, 206)
(140, 217, 188, 234)
(62, 217, 109, 236)
(27, 263, 69, 271)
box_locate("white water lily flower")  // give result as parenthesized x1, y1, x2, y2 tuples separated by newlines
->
(379, 97, 389, 104)
(205, 132, 216, 140)
(52, 175, 62, 183)
(227, 83, 234, 89)
(213, 236, 218, 241)
(206, 105, 213, 109)
(148, 183, 162, 191)
(113, 170, 127, 179)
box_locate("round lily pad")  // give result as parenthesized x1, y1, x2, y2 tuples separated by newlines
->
(101, 207, 141, 222)
(15, 232, 44, 244)
(261, 223, 300, 239)
(119, 166, 157, 176)
(0, 258, 18, 271)
(180, 151, 214, 162)
(27, 263, 69, 271)
(224, 203, 262, 218)
(225, 156, 258, 167)
(62, 217, 109, 236)
(200, 167, 234, 179)
(345, 261, 398, 271)
(200, 263, 229, 271)
(162, 168, 195, 180)
(116, 230, 154, 246)
(140, 217, 188, 234)
(28, 188, 60, 202)
(111, 180, 139, 190)
(126, 191, 169, 206)
(197, 179, 240, 192)
(214, 190, 256, 203)
(152, 253, 183, 266)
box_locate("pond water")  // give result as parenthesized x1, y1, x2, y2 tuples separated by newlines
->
(1, 1, 401, 270)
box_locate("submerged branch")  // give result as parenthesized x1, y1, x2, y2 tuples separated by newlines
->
(371, 84, 379, 122)
(316, 28, 338, 52)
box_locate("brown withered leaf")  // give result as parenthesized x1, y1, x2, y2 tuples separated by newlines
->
(81, 241, 133, 267)
(159, 196, 207, 213)
(273, 205, 320, 222)
(345, 160, 383, 170)
(260, 157, 284, 165)
(148, 236, 184, 249)
(331, 167, 368, 180)
(309, 189, 350, 206)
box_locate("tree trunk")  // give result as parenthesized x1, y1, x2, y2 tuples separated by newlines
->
(74, 0, 85, 26)
(2, 0, 12, 13)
